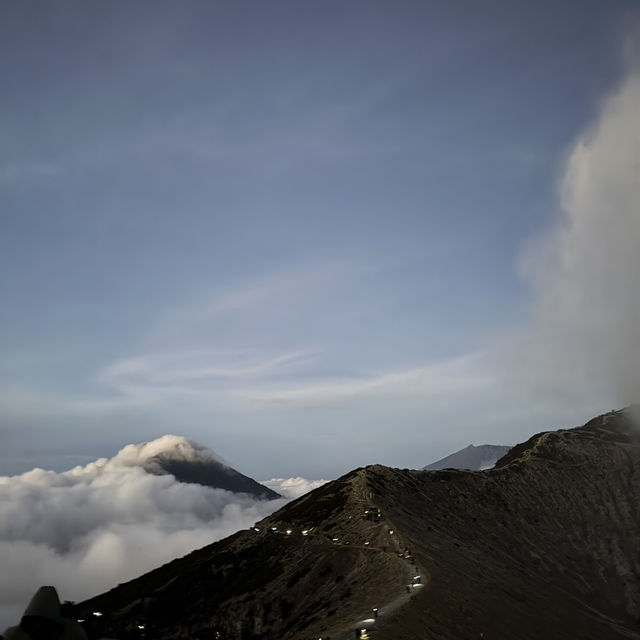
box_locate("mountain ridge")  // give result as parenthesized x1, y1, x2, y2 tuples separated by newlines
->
(423, 443, 512, 470)
(72, 409, 640, 639)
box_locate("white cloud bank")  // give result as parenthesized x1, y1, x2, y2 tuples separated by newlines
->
(505, 72, 640, 405)
(0, 437, 324, 629)
(244, 71, 640, 418)
(261, 476, 328, 499)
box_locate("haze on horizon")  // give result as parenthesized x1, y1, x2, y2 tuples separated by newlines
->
(2, 1, 640, 481)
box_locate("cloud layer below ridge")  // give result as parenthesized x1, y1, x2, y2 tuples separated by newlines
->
(0, 438, 322, 629)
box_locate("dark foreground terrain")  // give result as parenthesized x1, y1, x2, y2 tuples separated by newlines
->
(73, 409, 640, 639)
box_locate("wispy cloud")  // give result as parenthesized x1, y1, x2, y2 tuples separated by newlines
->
(231, 353, 492, 408)
(148, 260, 375, 343)
(97, 349, 318, 398)
(0, 349, 491, 421)
(0, 349, 320, 419)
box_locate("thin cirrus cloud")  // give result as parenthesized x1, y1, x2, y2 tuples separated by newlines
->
(0, 349, 318, 420)
(147, 259, 376, 344)
(98, 349, 318, 389)
(53, 350, 318, 414)
(0, 349, 490, 419)
(92, 349, 320, 409)
(231, 353, 492, 408)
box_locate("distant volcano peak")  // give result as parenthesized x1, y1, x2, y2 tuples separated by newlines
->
(114, 434, 228, 468)
(113, 435, 280, 500)
(423, 443, 511, 471)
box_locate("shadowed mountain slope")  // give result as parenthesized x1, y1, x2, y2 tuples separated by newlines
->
(423, 443, 512, 470)
(137, 436, 281, 500)
(74, 409, 640, 640)
(147, 455, 280, 500)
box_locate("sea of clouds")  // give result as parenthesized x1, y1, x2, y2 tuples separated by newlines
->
(0, 436, 326, 629)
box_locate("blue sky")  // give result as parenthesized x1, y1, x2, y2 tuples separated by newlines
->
(2, 1, 640, 479)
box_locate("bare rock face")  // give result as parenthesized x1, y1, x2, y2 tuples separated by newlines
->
(73, 409, 640, 640)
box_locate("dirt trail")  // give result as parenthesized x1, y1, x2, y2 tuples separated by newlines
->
(327, 557, 424, 639)
(317, 516, 427, 640)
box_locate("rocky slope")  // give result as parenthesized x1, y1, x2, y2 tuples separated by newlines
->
(72, 409, 640, 639)
(423, 443, 512, 470)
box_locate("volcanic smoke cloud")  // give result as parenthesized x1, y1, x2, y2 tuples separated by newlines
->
(503, 72, 640, 409)
(0, 437, 322, 628)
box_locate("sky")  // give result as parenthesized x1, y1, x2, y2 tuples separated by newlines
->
(2, 1, 640, 480)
